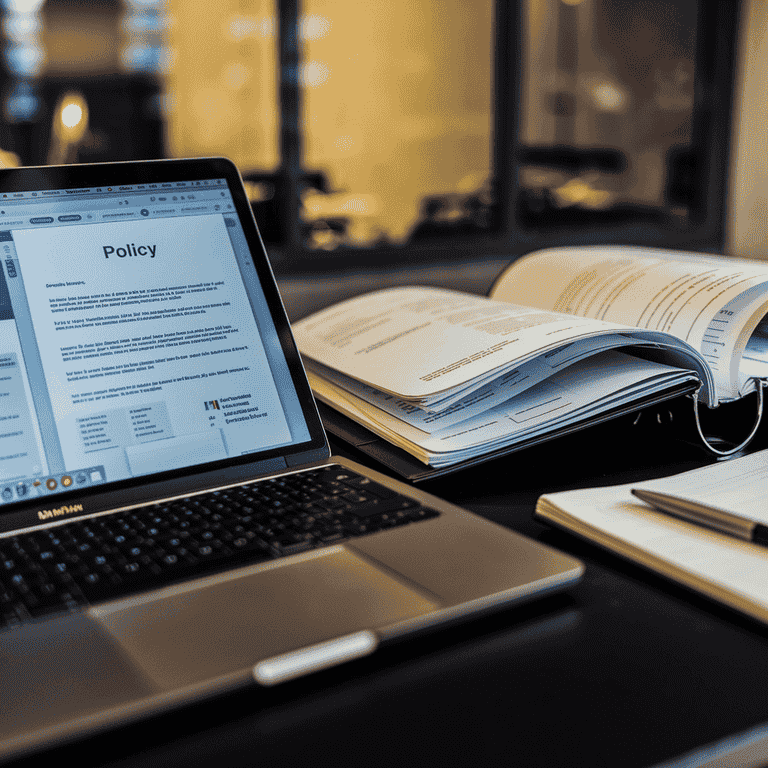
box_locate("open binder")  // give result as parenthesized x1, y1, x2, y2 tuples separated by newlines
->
(316, 383, 700, 481)
(295, 247, 768, 479)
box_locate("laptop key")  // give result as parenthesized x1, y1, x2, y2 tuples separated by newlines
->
(346, 497, 421, 518)
(0, 466, 440, 626)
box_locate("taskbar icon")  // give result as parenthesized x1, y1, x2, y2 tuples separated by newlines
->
(0, 466, 106, 504)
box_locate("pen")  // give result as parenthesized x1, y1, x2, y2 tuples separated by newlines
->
(631, 488, 768, 547)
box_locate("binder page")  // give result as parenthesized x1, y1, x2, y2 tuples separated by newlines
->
(537, 479, 768, 623)
(639, 448, 768, 526)
(490, 246, 768, 401)
(293, 286, 700, 402)
(305, 332, 645, 432)
(308, 351, 697, 466)
(741, 315, 768, 390)
(418, 352, 696, 461)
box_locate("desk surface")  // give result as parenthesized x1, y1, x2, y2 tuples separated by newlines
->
(11, 259, 768, 768)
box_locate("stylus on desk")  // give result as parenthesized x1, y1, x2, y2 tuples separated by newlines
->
(631, 488, 768, 548)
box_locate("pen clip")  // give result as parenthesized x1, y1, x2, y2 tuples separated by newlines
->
(691, 378, 767, 457)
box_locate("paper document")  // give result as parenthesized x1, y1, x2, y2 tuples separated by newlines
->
(491, 246, 768, 400)
(637, 448, 768, 526)
(293, 285, 711, 407)
(309, 350, 698, 467)
(297, 246, 768, 474)
(536, 465, 768, 624)
(304, 332, 648, 431)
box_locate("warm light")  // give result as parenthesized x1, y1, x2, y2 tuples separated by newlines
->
(48, 91, 89, 164)
(243, 181, 274, 203)
(61, 103, 83, 129)
(0, 149, 19, 168)
(342, 197, 370, 214)
(303, 192, 380, 217)
(592, 82, 625, 112)
(553, 178, 612, 210)
(223, 62, 250, 90)
(334, 135, 354, 152)
(227, 15, 274, 41)
(55, 93, 88, 136)
(300, 15, 331, 41)
(301, 61, 330, 88)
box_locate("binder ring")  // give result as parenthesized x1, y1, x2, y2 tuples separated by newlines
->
(691, 378, 767, 457)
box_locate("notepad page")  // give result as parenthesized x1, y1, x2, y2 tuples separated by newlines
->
(537, 481, 768, 622)
(639, 448, 768, 524)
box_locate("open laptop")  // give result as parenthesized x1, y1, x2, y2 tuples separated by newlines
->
(0, 157, 583, 760)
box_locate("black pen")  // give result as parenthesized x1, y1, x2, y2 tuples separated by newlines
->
(631, 488, 768, 547)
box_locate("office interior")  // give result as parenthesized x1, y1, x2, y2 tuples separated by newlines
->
(5, 1, 768, 766)
(3, 0, 756, 269)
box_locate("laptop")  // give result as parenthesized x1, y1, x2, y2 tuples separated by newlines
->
(0, 157, 583, 760)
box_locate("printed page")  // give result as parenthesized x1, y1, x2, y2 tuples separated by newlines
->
(490, 246, 768, 400)
(293, 286, 695, 403)
(537, 479, 768, 623)
(13, 215, 292, 483)
(309, 351, 697, 466)
(639, 448, 768, 525)
(742, 316, 768, 384)
(305, 333, 645, 432)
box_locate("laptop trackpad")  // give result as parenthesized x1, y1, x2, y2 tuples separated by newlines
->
(92, 547, 438, 690)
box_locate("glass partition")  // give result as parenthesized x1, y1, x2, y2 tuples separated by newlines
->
(0, 0, 741, 265)
(519, 0, 698, 231)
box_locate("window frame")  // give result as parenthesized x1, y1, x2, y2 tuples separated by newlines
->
(268, 0, 742, 274)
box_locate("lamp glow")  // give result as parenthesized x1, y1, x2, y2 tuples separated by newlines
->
(47, 91, 89, 165)
(61, 103, 83, 129)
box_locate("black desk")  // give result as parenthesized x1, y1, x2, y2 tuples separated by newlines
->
(11, 259, 768, 768)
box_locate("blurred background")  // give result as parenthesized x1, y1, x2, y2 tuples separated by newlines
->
(0, 0, 747, 269)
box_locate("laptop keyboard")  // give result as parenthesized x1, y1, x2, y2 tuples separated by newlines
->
(0, 466, 439, 631)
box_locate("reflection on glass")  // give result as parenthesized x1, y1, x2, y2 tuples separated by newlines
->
(46, 89, 88, 164)
(300, 0, 493, 247)
(1, 0, 44, 78)
(520, 0, 698, 229)
(1, 0, 44, 129)
(120, 0, 168, 75)
(0, 0, 704, 253)
(164, 0, 280, 172)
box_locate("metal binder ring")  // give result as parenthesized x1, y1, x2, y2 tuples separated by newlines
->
(691, 379, 767, 457)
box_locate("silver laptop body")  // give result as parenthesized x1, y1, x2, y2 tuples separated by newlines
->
(0, 158, 583, 761)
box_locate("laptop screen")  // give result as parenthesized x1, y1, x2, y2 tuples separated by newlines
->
(0, 161, 324, 515)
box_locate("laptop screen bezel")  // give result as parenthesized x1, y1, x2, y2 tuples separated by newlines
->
(0, 157, 330, 532)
